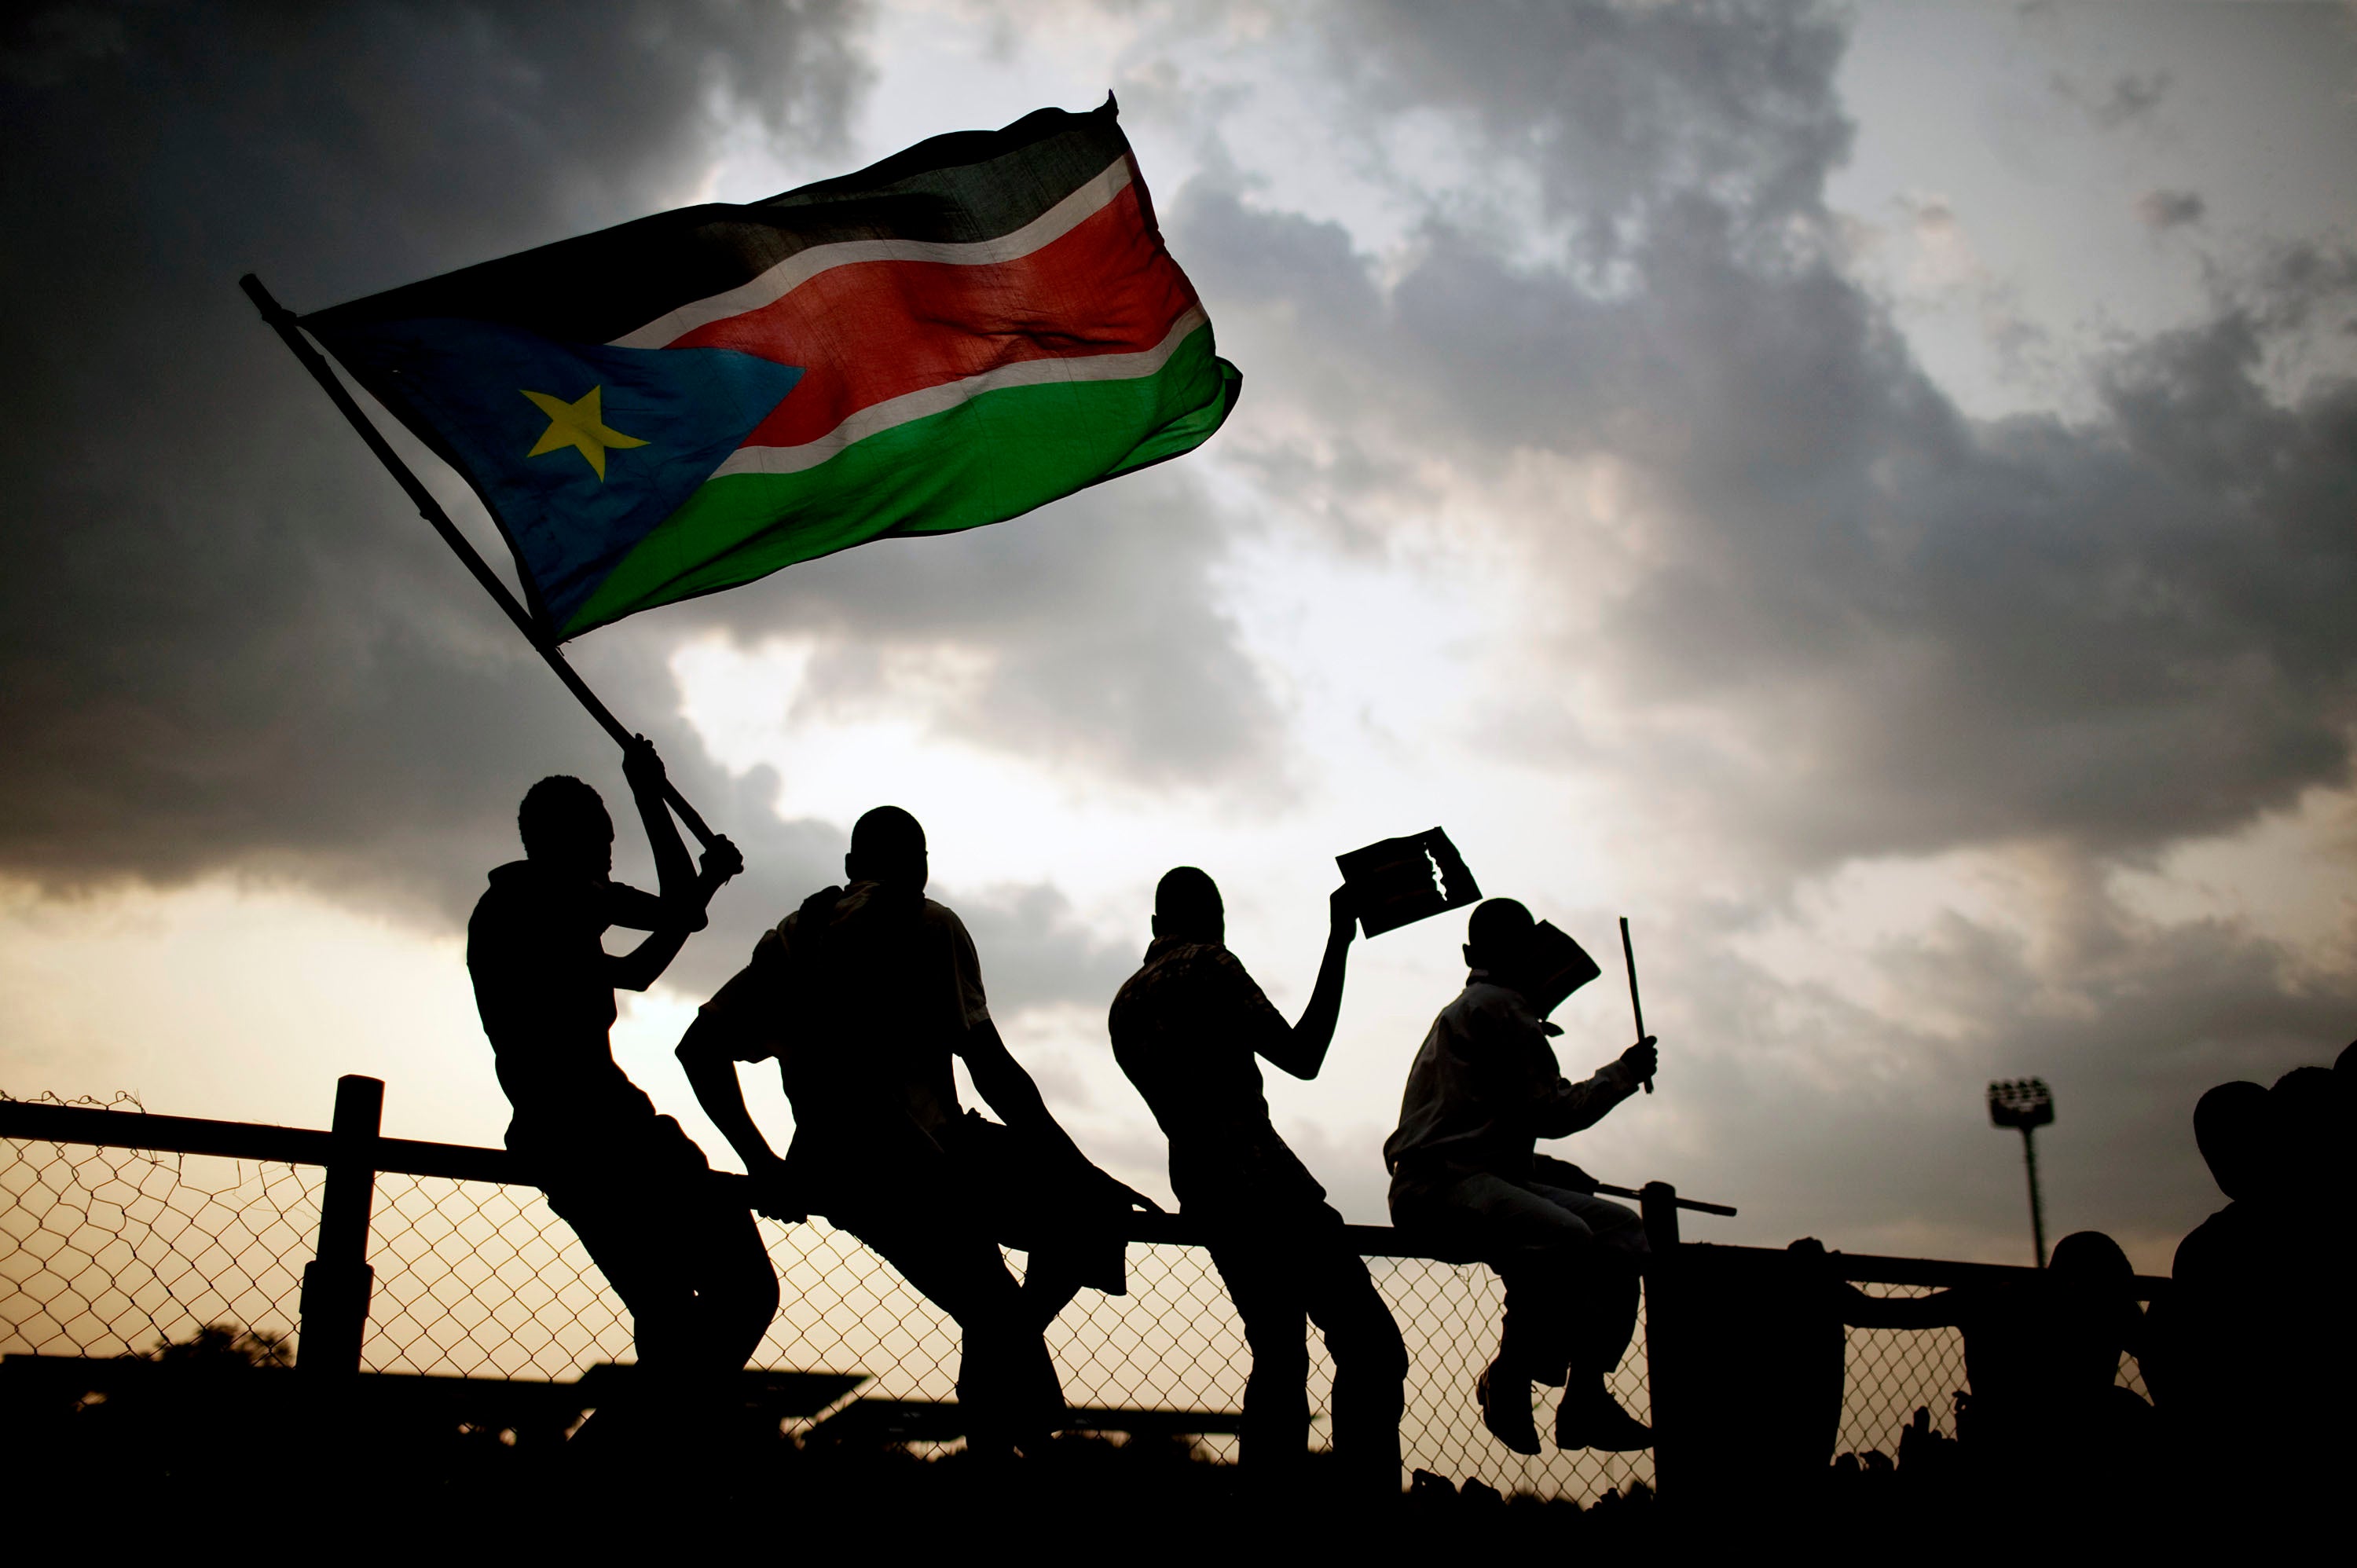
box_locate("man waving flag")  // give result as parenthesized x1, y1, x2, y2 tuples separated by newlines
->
(300, 96, 1240, 642)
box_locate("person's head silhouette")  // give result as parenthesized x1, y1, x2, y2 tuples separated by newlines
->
(846, 805, 928, 893)
(2045, 1232, 2141, 1372)
(2049, 1229, 2132, 1285)
(1464, 898, 1536, 980)
(519, 775, 613, 880)
(2192, 1081, 2273, 1202)
(2271, 1065, 2339, 1196)
(1151, 866, 1224, 944)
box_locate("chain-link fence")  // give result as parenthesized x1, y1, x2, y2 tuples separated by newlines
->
(2, 1099, 2150, 1501)
(0, 1100, 323, 1369)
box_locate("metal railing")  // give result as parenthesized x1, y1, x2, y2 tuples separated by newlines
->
(0, 1080, 2159, 1500)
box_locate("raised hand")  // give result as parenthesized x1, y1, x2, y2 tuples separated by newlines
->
(1618, 1034, 1658, 1083)
(1328, 882, 1359, 945)
(621, 733, 666, 798)
(700, 833, 745, 884)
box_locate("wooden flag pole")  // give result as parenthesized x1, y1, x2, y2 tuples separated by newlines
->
(240, 273, 718, 848)
(1619, 915, 1655, 1094)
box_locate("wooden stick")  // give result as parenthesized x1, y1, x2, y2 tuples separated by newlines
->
(1593, 1180, 1734, 1216)
(240, 273, 717, 848)
(1620, 915, 1654, 1094)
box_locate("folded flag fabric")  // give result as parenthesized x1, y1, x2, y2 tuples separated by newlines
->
(304, 96, 1240, 640)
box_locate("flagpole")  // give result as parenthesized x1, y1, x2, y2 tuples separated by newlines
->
(239, 273, 719, 849)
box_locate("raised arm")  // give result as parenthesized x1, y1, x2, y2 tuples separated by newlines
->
(1523, 1036, 1655, 1139)
(603, 737, 742, 991)
(1259, 885, 1358, 1080)
(676, 1010, 801, 1221)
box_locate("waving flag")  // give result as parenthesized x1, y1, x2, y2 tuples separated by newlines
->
(304, 97, 1239, 640)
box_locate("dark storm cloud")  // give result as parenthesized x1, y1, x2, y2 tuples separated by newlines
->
(0, 0, 867, 911)
(0, 2, 1280, 1016)
(1325, 0, 1853, 254)
(1177, 0, 2357, 870)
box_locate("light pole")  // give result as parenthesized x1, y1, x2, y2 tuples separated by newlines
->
(1987, 1078, 2054, 1268)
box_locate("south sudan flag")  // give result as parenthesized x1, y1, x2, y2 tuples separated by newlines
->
(305, 97, 1239, 640)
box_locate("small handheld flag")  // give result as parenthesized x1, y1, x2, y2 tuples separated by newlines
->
(1336, 828, 1481, 937)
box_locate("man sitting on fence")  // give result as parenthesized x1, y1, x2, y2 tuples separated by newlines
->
(1383, 897, 1656, 1456)
(467, 738, 772, 1443)
(1109, 867, 1408, 1496)
(677, 804, 1153, 1456)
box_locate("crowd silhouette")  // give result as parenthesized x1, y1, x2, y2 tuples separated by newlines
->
(458, 742, 2355, 1510)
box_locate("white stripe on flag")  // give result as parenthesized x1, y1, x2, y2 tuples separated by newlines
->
(707, 306, 1209, 479)
(609, 156, 1137, 350)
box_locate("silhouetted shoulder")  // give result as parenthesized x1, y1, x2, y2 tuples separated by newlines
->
(1110, 938, 1288, 1078)
(919, 898, 990, 1032)
(2172, 1202, 2258, 1284)
(1446, 978, 1538, 1039)
(1112, 938, 1258, 1012)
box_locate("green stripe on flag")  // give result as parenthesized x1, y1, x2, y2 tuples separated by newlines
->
(561, 325, 1241, 635)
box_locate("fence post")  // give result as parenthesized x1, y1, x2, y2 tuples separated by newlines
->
(1640, 1181, 1684, 1507)
(1639, 1181, 1681, 1252)
(297, 1074, 383, 1378)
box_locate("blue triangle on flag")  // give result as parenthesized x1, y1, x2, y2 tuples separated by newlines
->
(321, 317, 802, 630)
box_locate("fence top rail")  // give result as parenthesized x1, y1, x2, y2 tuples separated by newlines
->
(0, 1098, 525, 1183)
(2, 1098, 2168, 1296)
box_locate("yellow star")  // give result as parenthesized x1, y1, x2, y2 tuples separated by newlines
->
(520, 384, 647, 481)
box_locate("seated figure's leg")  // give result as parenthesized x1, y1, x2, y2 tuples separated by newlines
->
(1519, 1184, 1651, 1452)
(1525, 1185, 1645, 1376)
(678, 1189, 782, 1376)
(545, 1181, 708, 1449)
(552, 1184, 693, 1360)
(1014, 1251, 1086, 1333)
(1301, 1229, 1408, 1491)
(849, 1212, 1061, 1453)
(1436, 1173, 1603, 1385)
(1205, 1229, 1311, 1475)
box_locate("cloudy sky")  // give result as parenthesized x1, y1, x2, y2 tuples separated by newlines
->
(3, 1, 2352, 1276)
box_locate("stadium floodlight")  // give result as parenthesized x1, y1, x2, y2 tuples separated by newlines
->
(1987, 1078, 2054, 1268)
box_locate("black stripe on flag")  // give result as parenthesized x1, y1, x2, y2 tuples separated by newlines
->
(305, 97, 1131, 347)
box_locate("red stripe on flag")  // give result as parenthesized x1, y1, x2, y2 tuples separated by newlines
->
(668, 184, 1200, 452)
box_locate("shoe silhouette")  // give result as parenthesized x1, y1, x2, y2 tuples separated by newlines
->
(1553, 1379, 1651, 1452)
(1476, 1359, 1541, 1455)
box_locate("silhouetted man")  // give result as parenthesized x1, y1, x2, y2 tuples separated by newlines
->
(1384, 897, 1657, 1455)
(678, 805, 1149, 1455)
(2146, 1080, 2271, 1436)
(1817, 1230, 2150, 1480)
(467, 738, 770, 1439)
(1109, 867, 1407, 1493)
(2154, 1065, 2353, 1500)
